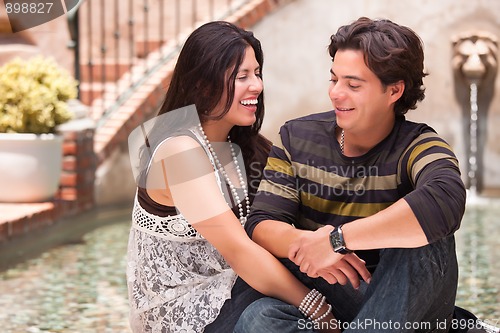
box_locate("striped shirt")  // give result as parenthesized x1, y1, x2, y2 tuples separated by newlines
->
(245, 111, 466, 267)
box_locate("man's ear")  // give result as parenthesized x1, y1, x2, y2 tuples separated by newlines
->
(389, 80, 405, 103)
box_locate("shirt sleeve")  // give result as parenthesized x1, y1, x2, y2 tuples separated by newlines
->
(401, 134, 466, 243)
(245, 124, 300, 238)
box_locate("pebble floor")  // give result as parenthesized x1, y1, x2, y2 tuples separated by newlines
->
(0, 203, 498, 332)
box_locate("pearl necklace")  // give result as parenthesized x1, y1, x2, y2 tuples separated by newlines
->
(198, 124, 250, 224)
(340, 128, 345, 154)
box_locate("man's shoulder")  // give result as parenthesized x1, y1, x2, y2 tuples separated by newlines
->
(398, 119, 438, 140)
(396, 119, 456, 154)
(282, 110, 336, 129)
(277, 111, 336, 148)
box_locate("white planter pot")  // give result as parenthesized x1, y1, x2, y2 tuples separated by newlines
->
(0, 133, 63, 202)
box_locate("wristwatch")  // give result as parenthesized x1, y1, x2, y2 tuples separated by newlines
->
(329, 224, 352, 254)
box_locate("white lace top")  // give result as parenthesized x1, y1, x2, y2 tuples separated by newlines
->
(126, 129, 239, 332)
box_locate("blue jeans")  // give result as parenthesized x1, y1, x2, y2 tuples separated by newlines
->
(234, 235, 458, 333)
(204, 277, 265, 332)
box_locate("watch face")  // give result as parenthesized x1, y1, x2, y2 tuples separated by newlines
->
(332, 237, 343, 249)
(330, 227, 352, 254)
(330, 230, 343, 251)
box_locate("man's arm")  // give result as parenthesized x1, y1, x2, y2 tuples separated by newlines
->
(344, 198, 426, 249)
(252, 218, 370, 287)
(244, 123, 303, 251)
(247, 124, 371, 287)
(288, 198, 427, 276)
(290, 137, 466, 276)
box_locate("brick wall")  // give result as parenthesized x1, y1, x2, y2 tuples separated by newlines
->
(93, 0, 294, 165)
(58, 122, 97, 214)
(0, 0, 295, 244)
(0, 119, 97, 243)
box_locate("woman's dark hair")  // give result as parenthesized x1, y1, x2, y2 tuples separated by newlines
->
(328, 17, 428, 116)
(147, 21, 271, 202)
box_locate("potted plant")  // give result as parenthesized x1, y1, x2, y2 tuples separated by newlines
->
(0, 56, 78, 202)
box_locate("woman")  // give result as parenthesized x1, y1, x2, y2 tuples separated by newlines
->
(127, 21, 336, 332)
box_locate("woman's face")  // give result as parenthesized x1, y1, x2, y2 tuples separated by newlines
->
(215, 46, 263, 129)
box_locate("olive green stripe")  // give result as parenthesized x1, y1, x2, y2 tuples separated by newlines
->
(397, 132, 446, 185)
(407, 140, 451, 172)
(265, 157, 295, 177)
(291, 161, 397, 191)
(300, 192, 392, 217)
(275, 141, 293, 163)
(407, 140, 453, 185)
(411, 153, 459, 180)
(258, 179, 299, 201)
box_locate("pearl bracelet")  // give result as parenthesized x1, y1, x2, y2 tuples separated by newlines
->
(312, 304, 333, 323)
(298, 289, 319, 316)
(305, 292, 322, 317)
(309, 296, 326, 320)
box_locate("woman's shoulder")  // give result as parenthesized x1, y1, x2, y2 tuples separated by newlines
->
(160, 131, 201, 149)
(153, 132, 204, 162)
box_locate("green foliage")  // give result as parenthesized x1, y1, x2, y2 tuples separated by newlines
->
(0, 56, 78, 134)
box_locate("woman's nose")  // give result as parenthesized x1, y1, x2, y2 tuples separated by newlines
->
(249, 76, 263, 93)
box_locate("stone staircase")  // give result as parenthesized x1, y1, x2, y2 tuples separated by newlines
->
(0, 0, 294, 245)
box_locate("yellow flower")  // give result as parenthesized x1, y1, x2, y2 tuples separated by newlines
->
(0, 56, 78, 134)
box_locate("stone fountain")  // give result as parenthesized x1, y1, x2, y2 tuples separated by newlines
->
(452, 31, 498, 195)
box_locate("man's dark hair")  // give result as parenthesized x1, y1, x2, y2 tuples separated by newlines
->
(329, 17, 428, 116)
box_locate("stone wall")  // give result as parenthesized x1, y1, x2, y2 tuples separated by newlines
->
(0, 9, 74, 72)
(58, 118, 97, 214)
(92, 0, 296, 206)
(0, 117, 96, 242)
(3, 0, 498, 202)
(252, 0, 500, 193)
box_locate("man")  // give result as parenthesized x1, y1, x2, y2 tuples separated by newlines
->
(236, 17, 466, 332)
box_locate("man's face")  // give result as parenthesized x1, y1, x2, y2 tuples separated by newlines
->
(328, 49, 401, 140)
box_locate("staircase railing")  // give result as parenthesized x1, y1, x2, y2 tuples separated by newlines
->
(67, 0, 250, 126)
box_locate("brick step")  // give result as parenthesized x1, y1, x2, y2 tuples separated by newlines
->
(135, 39, 166, 59)
(79, 81, 134, 108)
(79, 38, 167, 83)
(79, 59, 132, 83)
(79, 81, 106, 106)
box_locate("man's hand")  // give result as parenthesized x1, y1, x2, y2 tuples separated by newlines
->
(288, 225, 371, 288)
(317, 254, 371, 289)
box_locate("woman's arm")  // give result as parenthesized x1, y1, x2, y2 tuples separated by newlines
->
(153, 135, 337, 329)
